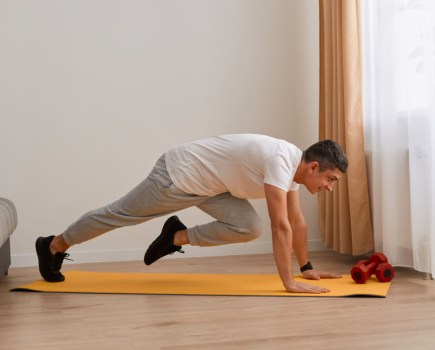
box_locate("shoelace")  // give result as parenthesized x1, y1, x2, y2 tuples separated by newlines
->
(169, 247, 185, 255)
(63, 253, 73, 262)
(54, 252, 73, 261)
(52, 252, 73, 272)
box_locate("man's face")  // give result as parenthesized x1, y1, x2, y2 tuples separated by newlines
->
(304, 163, 342, 194)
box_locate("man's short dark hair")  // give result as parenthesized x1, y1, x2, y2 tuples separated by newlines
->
(302, 140, 348, 173)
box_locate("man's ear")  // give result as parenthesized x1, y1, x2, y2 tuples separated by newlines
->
(308, 162, 319, 174)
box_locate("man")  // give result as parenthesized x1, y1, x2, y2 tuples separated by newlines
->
(36, 134, 348, 294)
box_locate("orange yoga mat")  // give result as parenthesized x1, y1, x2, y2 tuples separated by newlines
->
(11, 271, 391, 297)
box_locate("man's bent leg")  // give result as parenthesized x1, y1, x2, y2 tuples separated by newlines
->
(188, 193, 263, 247)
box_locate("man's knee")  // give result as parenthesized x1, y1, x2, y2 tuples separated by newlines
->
(237, 215, 263, 242)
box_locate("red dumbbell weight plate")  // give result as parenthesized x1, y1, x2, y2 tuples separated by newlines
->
(375, 263, 395, 282)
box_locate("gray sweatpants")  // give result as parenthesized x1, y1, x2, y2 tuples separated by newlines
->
(62, 155, 263, 247)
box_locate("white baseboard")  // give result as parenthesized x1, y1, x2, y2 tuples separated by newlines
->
(11, 239, 325, 267)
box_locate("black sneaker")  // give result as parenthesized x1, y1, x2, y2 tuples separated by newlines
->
(144, 216, 186, 265)
(35, 236, 70, 282)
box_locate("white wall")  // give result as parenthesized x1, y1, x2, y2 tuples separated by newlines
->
(0, 0, 321, 267)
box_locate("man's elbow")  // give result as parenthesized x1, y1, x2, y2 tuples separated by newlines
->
(271, 220, 292, 237)
(288, 214, 306, 228)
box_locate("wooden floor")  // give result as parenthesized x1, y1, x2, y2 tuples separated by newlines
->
(1, 251, 434, 350)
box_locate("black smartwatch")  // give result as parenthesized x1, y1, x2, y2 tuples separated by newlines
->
(300, 261, 313, 273)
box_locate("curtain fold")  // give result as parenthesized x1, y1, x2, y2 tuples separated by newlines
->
(318, 0, 374, 255)
(362, 0, 435, 275)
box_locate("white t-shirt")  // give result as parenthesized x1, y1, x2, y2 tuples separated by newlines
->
(164, 134, 302, 199)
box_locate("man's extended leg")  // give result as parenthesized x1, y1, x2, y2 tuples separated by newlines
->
(59, 156, 209, 246)
(35, 155, 207, 281)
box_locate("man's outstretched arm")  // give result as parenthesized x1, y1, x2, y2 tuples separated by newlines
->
(264, 184, 329, 294)
(286, 190, 341, 280)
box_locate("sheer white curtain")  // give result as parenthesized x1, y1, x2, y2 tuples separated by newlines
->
(363, 0, 435, 276)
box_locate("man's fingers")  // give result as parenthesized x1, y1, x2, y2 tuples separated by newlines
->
(286, 281, 330, 294)
(303, 269, 342, 280)
(302, 270, 321, 280)
(317, 271, 342, 279)
(308, 285, 330, 294)
(320, 272, 342, 279)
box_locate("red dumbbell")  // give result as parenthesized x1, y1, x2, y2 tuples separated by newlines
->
(351, 252, 394, 284)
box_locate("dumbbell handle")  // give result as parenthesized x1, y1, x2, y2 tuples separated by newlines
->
(364, 260, 380, 274)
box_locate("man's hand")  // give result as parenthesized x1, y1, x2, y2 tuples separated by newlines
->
(285, 280, 330, 294)
(302, 269, 342, 280)
(285, 270, 341, 294)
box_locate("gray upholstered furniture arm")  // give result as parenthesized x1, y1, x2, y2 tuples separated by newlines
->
(0, 198, 18, 277)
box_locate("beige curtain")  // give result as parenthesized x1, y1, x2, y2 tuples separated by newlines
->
(318, 0, 373, 255)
